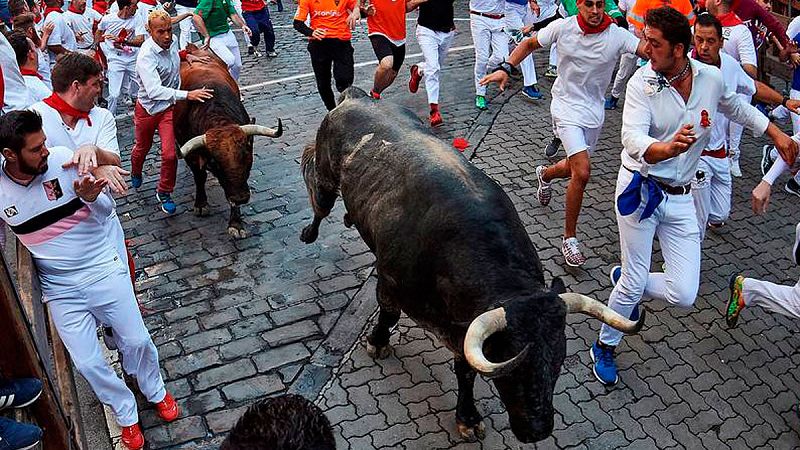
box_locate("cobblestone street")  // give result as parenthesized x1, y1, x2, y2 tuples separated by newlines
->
(107, 5, 800, 449)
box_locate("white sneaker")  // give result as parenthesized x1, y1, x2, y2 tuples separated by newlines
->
(730, 159, 742, 177)
(536, 165, 552, 206)
(562, 237, 587, 267)
(793, 222, 800, 266)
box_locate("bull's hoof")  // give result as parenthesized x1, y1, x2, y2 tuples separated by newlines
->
(366, 343, 391, 360)
(300, 225, 318, 244)
(456, 420, 486, 442)
(194, 205, 210, 216)
(227, 226, 248, 239)
(343, 213, 353, 228)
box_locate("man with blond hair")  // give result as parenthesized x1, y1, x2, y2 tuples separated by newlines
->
(132, 8, 213, 214)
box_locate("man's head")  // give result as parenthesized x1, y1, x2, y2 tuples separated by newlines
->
(705, 0, 732, 16)
(0, 111, 50, 178)
(117, 0, 138, 18)
(71, 0, 87, 14)
(694, 13, 724, 66)
(9, 0, 30, 18)
(44, 0, 64, 9)
(8, 31, 38, 70)
(577, 0, 606, 27)
(12, 13, 42, 46)
(51, 53, 104, 110)
(147, 9, 173, 49)
(643, 6, 692, 73)
(220, 395, 335, 450)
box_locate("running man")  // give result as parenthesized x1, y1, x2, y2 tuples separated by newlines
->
(470, 0, 507, 110)
(590, 6, 796, 386)
(362, 0, 417, 99)
(96, 0, 146, 115)
(481, 0, 646, 267)
(194, 0, 252, 81)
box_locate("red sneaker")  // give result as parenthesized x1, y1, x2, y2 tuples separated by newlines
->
(155, 392, 180, 422)
(369, 89, 381, 100)
(430, 111, 443, 127)
(121, 423, 144, 450)
(409, 64, 422, 93)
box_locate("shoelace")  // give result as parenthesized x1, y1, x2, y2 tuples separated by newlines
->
(597, 346, 615, 365)
(563, 239, 584, 261)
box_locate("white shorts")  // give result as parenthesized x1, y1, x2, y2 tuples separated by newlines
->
(552, 118, 601, 157)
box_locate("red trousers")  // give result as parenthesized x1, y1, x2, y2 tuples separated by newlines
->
(131, 102, 177, 194)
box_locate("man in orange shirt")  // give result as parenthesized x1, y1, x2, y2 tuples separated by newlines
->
(294, 0, 360, 110)
(627, 0, 695, 34)
(361, 0, 416, 99)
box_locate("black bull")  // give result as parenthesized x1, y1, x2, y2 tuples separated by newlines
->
(299, 88, 645, 443)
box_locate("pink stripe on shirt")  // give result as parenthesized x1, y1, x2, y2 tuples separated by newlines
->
(16, 205, 91, 246)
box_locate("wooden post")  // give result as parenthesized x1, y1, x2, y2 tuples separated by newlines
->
(0, 246, 79, 450)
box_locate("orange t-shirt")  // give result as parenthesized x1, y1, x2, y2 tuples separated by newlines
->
(294, 0, 358, 41)
(627, 0, 695, 33)
(367, 0, 406, 43)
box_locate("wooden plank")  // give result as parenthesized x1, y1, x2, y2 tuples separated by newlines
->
(16, 240, 52, 373)
(48, 315, 86, 450)
(0, 246, 78, 450)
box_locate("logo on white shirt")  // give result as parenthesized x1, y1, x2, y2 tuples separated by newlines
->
(4, 206, 18, 218)
(43, 179, 64, 201)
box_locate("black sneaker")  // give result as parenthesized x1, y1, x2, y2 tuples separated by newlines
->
(545, 137, 561, 158)
(761, 145, 775, 176)
(0, 379, 42, 410)
(786, 178, 800, 198)
(793, 222, 800, 266)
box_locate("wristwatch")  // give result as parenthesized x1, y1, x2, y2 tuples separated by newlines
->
(494, 59, 514, 76)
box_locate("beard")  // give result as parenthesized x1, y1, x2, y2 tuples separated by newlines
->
(19, 159, 48, 176)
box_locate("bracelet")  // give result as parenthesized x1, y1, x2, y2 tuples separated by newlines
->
(493, 59, 514, 76)
(782, 96, 791, 108)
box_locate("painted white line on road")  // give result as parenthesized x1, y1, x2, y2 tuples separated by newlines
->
(257, 17, 471, 29)
(240, 44, 475, 92)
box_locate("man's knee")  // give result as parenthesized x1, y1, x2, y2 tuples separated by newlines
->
(667, 283, 698, 308)
(379, 56, 394, 71)
(569, 154, 591, 183)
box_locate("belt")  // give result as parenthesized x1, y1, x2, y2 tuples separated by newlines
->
(623, 166, 691, 195)
(470, 10, 505, 19)
(701, 146, 727, 159)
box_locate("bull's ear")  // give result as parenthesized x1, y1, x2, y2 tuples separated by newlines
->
(550, 277, 566, 295)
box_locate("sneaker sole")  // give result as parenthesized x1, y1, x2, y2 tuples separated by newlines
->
(726, 273, 743, 328)
(155, 193, 176, 214)
(17, 442, 41, 450)
(609, 266, 621, 286)
(794, 222, 800, 266)
(785, 183, 800, 197)
(563, 256, 586, 268)
(761, 145, 771, 176)
(13, 390, 43, 409)
(589, 348, 619, 385)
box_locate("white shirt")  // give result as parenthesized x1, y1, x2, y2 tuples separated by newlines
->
(37, 49, 53, 88)
(23, 74, 53, 103)
(621, 59, 769, 186)
(44, 11, 78, 66)
(98, 12, 146, 62)
(64, 8, 102, 49)
(0, 146, 121, 301)
(533, 0, 558, 22)
(722, 24, 757, 68)
(0, 33, 35, 112)
(706, 53, 756, 150)
(787, 15, 800, 41)
(135, 37, 189, 115)
(30, 101, 120, 155)
(536, 17, 640, 128)
(470, 0, 505, 14)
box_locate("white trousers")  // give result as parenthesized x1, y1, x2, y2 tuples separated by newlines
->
(505, 3, 537, 86)
(46, 261, 165, 427)
(416, 25, 454, 104)
(610, 52, 638, 99)
(176, 4, 196, 49)
(471, 15, 508, 96)
(743, 277, 800, 319)
(728, 93, 752, 161)
(691, 155, 732, 239)
(768, 89, 800, 184)
(599, 168, 702, 346)
(106, 56, 137, 115)
(210, 30, 243, 81)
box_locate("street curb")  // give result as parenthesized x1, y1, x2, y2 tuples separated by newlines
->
(289, 268, 377, 401)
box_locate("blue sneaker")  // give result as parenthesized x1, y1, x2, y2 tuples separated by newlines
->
(609, 265, 622, 286)
(590, 342, 619, 385)
(0, 417, 42, 450)
(604, 96, 619, 110)
(521, 85, 543, 100)
(131, 174, 142, 189)
(155, 192, 177, 215)
(0, 378, 42, 410)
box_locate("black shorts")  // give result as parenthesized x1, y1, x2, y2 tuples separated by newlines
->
(369, 34, 406, 72)
(533, 13, 560, 31)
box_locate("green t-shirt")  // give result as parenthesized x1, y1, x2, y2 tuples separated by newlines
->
(195, 0, 233, 37)
(561, 0, 623, 19)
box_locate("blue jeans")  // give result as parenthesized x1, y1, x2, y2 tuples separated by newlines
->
(243, 8, 275, 52)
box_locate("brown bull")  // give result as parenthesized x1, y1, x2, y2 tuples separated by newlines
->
(173, 44, 282, 238)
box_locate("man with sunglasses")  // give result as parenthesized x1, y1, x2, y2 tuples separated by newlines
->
(481, 0, 646, 268)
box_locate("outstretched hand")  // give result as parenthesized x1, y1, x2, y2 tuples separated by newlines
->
(74, 176, 108, 203)
(480, 70, 509, 91)
(62, 144, 98, 176)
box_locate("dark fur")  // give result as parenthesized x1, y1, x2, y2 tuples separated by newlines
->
(173, 45, 256, 237)
(300, 87, 569, 443)
(220, 395, 335, 450)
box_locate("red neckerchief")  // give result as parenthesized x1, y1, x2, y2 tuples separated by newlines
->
(718, 11, 743, 27)
(20, 68, 44, 80)
(43, 6, 62, 19)
(93, 1, 107, 14)
(34, 13, 42, 23)
(43, 93, 93, 126)
(576, 13, 613, 35)
(67, 4, 82, 13)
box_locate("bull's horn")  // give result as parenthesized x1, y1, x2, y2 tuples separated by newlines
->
(463, 307, 530, 379)
(240, 119, 283, 138)
(559, 293, 645, 334)
(179, 134, 207, 158)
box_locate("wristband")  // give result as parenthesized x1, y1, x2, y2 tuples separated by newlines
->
(494, 59, 514, 76)
(782, 96, 791, 108)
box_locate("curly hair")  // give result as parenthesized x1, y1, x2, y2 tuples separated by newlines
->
(220, 395, 335, 450)
(645, 6, 692, 53)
